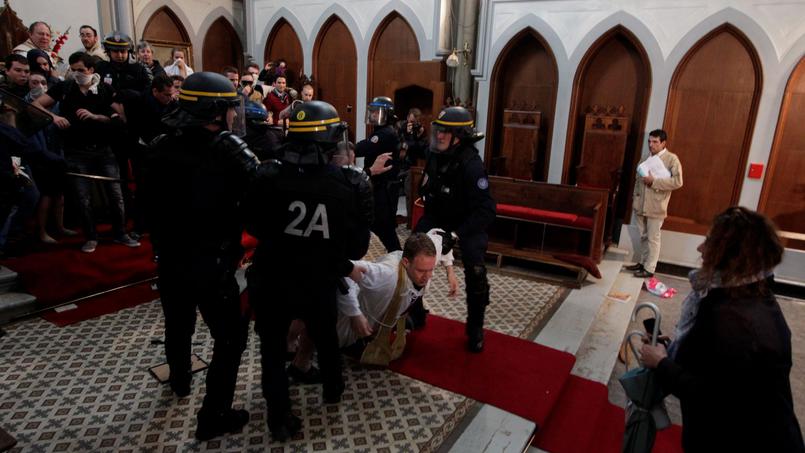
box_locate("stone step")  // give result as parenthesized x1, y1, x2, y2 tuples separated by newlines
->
(0, 266, 18, 294)
(0, 292, 37, 324)
(571, 269, 643, 384)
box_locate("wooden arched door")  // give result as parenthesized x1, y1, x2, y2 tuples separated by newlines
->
(367, 13, 445, 135)
(142, 7, 192, 69)
(314, 16, 357, 141)
(264, 18, 304, 88)
(563, 26, 651, 238)
(202, 17, 243, 73)
(486, 28, 558, 181)
(759, 56, 805, 249)
(663, 25, 762, 235)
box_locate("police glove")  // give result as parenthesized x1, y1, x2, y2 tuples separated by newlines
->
(437, 230, 458, 254)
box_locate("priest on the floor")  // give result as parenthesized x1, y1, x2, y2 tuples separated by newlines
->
(288, 230, 456, 379)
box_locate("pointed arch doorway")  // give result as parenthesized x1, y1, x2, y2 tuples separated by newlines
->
(563, 26, 652, 242)
(663, 25, 762, 235)
(313, 16, 357, 141)
(142, 7, 193, 70)
(202, 17, 243, 73)
(486, 28, 558, 181)
(264, 18, 304, 89)
(367, 12, 446, 141)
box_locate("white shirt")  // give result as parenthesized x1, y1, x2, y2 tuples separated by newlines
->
(335, 229, 453, 347)
(163, 62, 194, 77)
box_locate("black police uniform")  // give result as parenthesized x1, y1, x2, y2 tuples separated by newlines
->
(95, 59, 153, 93)
(146, 72, 257, 441)
(244, 104, 372, 441)
(148, 127, 256, 415)
(415, 140, 496, 350)
(356, 123, 402, 252)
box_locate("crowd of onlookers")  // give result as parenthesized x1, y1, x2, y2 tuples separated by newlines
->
(0, 20, 313, 257)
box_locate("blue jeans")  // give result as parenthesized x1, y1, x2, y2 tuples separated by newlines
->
(67, 148, 126, 240)
(0, 179, 40, 250)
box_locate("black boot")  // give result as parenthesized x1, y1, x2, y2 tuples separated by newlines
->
(169, 369, 192, 398)
(323, 380, 345, 404)
(195, 408, 250, 441)
(466, 305, 486, 353)
(465, 265, 490, 353)
(268, 411, 302, 442)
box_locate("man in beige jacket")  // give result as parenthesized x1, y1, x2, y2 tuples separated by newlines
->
(627, 129, 683, 278)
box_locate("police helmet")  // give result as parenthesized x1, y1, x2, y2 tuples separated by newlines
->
(365, 96, 395, 126)
(163, 72, 242, 129)
(430, 106, 480, 152)
(244, 101, 268, 124)
(102, 32, 134, 54)
(287, 100, 348, 146)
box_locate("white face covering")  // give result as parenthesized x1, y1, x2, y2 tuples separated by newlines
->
(29, 86, 47, 100)
(68, 71, 101, 93)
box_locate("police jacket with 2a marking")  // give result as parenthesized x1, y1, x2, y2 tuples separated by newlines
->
(421, 144, 496, 239)
(244, 149, 372, 280)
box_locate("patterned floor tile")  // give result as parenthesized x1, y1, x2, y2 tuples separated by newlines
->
(0, 228, 563, 452)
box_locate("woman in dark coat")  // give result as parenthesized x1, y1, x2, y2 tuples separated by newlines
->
(642, 206, 805, 453)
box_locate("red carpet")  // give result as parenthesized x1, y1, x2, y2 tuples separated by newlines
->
(533, 374, 683, 453)
(41, 280, 159, 326)
(0, 227, 156, 307)
(390, 315, 576, 427)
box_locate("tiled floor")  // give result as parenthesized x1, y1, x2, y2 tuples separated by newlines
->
(0, 229, 566, 452)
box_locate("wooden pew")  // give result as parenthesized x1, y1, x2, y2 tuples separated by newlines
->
(410, 168, 608, 284)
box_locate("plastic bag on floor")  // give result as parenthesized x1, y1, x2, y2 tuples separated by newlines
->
(644, 277, 677, 298)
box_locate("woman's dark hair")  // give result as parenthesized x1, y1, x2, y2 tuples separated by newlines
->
(697, 206, 783, 293)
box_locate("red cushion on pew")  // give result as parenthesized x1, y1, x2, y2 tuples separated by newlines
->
(572, 216, 594, 230)
(496, 204, 578, 226)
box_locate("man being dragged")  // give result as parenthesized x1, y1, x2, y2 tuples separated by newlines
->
(289, 230, 458, 378)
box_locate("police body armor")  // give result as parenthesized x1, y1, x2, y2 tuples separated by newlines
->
(420, 144, 478, 231)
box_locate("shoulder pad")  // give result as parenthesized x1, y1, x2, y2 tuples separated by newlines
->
(341, 164, 371, 186)
(149, 133, 171, 149)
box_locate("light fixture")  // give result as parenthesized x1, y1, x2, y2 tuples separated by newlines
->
(445, 41, 471, 68)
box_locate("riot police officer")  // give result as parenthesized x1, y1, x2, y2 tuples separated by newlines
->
(414, 106, 495, 352)
(356, 96, 403, 252)
(244, 100, 372, 441)
(147, 72, 259, 441)
(95, 32, 152, 92)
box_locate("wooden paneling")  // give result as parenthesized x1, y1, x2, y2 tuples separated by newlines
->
(368, 13, 445, 135)
(487, 29, 558, 181)
(202, 17, 243, 73)
(264, 19, 304, 87)
(760, 56, 805, 249)
(314, 16, 357, 141)
(142, 7, 192, 69)
(663, 26, 762, 235)
(563, 27, 651, 228)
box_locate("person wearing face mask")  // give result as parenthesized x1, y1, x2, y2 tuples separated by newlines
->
(163, 48, 194, 78)
(33, 51, 140, 253)
(25, 71, 73, 245)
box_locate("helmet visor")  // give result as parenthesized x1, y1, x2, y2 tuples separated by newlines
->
(229, 95, 246, 137)
(365, 105, 390, 126)
(429, 125, 455, 153)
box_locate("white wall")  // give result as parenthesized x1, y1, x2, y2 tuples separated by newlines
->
(471, 0, 805, 283)
(9, 0, 104, 67)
